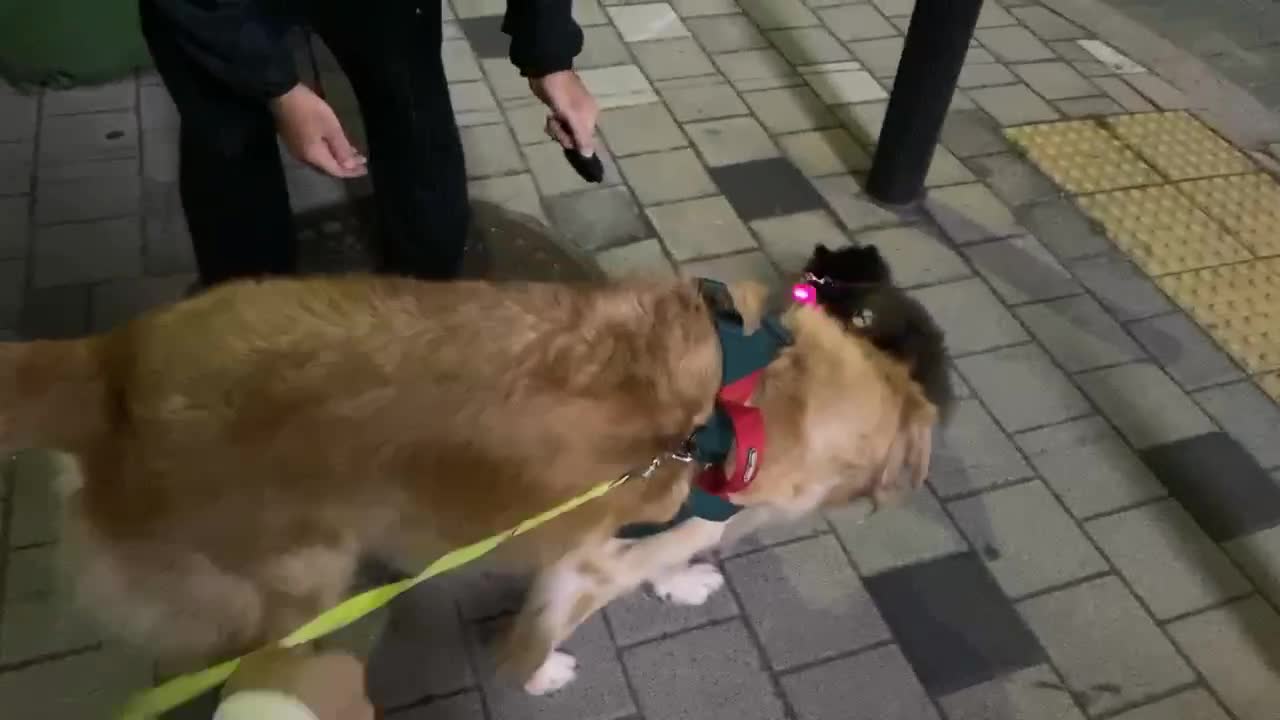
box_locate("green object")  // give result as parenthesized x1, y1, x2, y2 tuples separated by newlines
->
(0, 0, 152, 89)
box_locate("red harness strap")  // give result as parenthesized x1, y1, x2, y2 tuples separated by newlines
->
(695, 369, 768, 498)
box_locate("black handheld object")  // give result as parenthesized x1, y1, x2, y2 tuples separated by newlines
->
(553, 117, 604, 183)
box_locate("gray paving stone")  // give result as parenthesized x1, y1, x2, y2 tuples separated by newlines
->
(958, 62, 1018, 90)
(42, 80, 137, 117)
(1055, 95, 1126, 117)
(968, 84, 1061, 125)
(364, 585, 474, 707)
(545, 185, 652, 252)
(1193, 381, 1280, 469)
(816, 4, 899, 41)
(1129, 312, 1243, 391)
(0, 260, 20, 330)
(139, 83, 178, 131)
(1017, 576, 1195, 716)
(656, 74, 751, 122)
(721, 513, 831, 557)
(940, 109, 1011, 158)
(35, 168, 140, 226)
(90, 274, 190, 332)
(929, 398, 1035, 498)
(925, 183, 1026, 244)
(1124, 73, 1192, 110)
(1109, 689, 1231, 720)
(976, 1, 1018, 28)
(1225, 524, 1280, 610)
(37, 111, 138, 167)
(141, 180, 196, 276)
(859, 224, 970, 289)
(1167, 597, 1280, 720)
(1068, 253, 1173, 322)
(648, 195, 757, 261)
(830, 485, 969, 576)
(468, 172, 548, 224)
(33, 216, 142, 288)
(833, 100, 888, 145)
(925, 146, 978, 187)
(848, 37, 906, 77)
(686, 14, 770, 53)
(1077, 363, 1215, 450)
(1011, 61, 1097, 100)
(713, 48, 800, 91)
(579, 24, 632, 69)
(976, 26, 1056, 63)
(724, 535, 890, 670)
(767, 27, 852, 65)
(19, 285, 90, 339)
(938, 664, 1087, 720)
(606, 582, 739, 648)
(389, 692, 486, 720)
(142, 126, 179, 182)
(595, 238, 676, 280)
(685, 116, 781, 167)
(1, 596, 100, 662)
(680, 250, 781, 290)
(950, 480, 1108, 597)
(1009, 6, 1086, 40)
(1086, 499, 1251, 620)
(871, 0, 915, 17)
(742, 86, 837, 134)
(524, 140, 624, 197)
(474, 616, 634, 720)
(909, 278, 1029, 355)
(631, 37, 717, 79)
(777, 127, 871, 177)
(0, 91, 37, 142)
(1093, 76, 1157, 112)
(1015, 416, 1165, 519)
(1015, 198, 1110, 261)
(738, 0, 819, 29)
(599, 102, 688, 157)
(965, 236, 1080, 305)
(670, 0, 740, 17)
(1016, 295, 1147, 372)
(450, 80, 502, 127)
(782, 644, 941, 720)
(963, 152, 1059, 207)
(865, 552, 1047, 696)
(0, 142, 34, 196)
(0, 645, 153, 720)
(815, 175, 920, 232)
(623, 621, 786, 720)
(750, 209, 849, 273)
(619, 148, 717, 206)
(958, 344, 1092, 433)
(709, 157, 827, 221)
(608, 2, 692, 41)
(459, 123, 525, 178)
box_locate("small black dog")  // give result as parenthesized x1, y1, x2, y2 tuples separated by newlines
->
(802, 244, 955, 418)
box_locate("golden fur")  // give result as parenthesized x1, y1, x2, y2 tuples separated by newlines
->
(0, 273, 935, 694)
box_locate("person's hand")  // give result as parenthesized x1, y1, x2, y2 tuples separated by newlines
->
(529, 70, 600, 156)
(224, 648, 374, 720)
(271, 84, 368, 179)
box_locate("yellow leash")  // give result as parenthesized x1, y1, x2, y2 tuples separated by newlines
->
(116, 471, 638, 719)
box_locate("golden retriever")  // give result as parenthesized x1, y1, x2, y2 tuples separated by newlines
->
(0, 262, 942, 696)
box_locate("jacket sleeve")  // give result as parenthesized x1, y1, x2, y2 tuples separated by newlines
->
(501, 0, 585, 78)
(147, 0, 300, 100)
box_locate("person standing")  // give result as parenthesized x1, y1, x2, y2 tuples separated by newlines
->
(140, 0, 599, 286)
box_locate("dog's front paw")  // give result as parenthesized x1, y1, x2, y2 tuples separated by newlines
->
(524, 651, 578, 696)
(651, 563, 725, 606)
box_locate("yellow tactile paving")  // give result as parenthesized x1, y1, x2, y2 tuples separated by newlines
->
(1260, 374, 1280, 403)
(1005, 120, 1162, 194)
(1157, 258, 1280, 374)
(1175, 174, 1280, 258)
(1105, 111, 1256, 180)
(1077, 185, 1252, 275)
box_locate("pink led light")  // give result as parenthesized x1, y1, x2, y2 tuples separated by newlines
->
(791, 282, 818, 306)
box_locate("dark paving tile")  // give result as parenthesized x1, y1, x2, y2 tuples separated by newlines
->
(709, 157, 827, 222)
(863, 552, 1046, 697)
(623, 620, 786, 720)
(545, 185, 654, 252)
(781, 645, 941, 720)
(605, 583, 739, 648)
(1016, 198, 1111, 261)
(365, 584, 474, 709)
(458, 15, 510, 60)
(142, 180, 196, 275)
(1141, 432, 1280, 542)
(19, 284, 90, 339)
(388, 692, 486, 719)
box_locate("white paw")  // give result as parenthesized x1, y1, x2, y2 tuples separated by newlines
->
(524, 651, 578, 696)
(651, 563, 725, 606)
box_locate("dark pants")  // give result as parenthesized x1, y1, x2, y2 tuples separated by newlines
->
(140, 0, 470, 286)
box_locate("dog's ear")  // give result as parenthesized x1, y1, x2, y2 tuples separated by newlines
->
(870, 396, 936, 511)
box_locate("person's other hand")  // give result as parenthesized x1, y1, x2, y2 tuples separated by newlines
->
(529, 70, 600, 156)
(271, 84, 368, 179)
(224, 648, 374, 720)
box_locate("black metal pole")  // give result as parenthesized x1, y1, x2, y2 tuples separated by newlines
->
(866, 0, 986, 206)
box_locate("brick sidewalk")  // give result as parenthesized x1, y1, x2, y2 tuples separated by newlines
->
(4, 1, 1280, 719)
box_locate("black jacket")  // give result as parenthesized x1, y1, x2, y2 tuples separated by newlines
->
(146, 0, 584, 99)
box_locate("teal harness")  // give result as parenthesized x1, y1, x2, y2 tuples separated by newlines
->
(617, 280, 794, 539)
